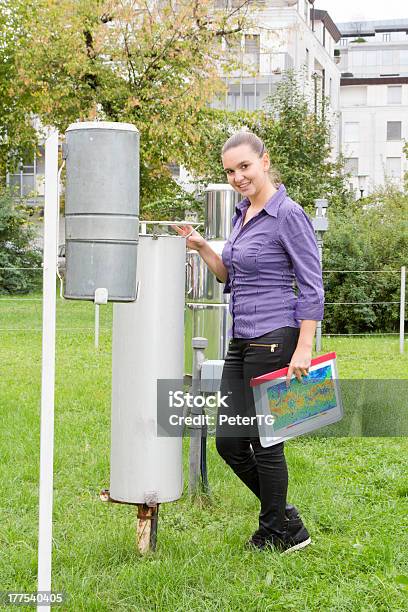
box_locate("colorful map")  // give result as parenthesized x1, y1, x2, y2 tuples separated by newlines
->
(266, 365, 337, 431)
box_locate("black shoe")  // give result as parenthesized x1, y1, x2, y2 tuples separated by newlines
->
(280, 515, 311, 554)
(246, 505, 300, 548)
(246, 510, 311, 554)
(285, 504, 300, 522)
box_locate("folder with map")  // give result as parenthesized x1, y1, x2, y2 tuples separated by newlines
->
(250, 352, 343, 447)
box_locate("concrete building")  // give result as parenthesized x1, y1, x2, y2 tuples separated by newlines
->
(212, 0, 341, 121)
(6, 144, 45, 206)
(336, 19, 408, 196)
(168, 0, 342, 186)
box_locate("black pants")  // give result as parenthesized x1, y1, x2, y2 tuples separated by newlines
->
(216, 326, 300, 539)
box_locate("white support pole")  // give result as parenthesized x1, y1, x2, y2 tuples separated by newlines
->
(400, 266, 406, 355)
(37, 129, 59, 612)
(95, 304, 100, 349)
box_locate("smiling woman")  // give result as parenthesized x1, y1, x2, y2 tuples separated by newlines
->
(174, 130, 324, 553)
(221, 131, 281, 197)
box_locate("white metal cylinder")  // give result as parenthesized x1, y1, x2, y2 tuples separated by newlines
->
(110, 235, 185, 503)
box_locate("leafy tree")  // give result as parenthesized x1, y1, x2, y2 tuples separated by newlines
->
(0, 187, 42, 293)
(0, 1, 39, 179)
(4, 0, 252, 215)
(2, 3, 350, 218)
(323, 185, 408, 333)
(186, 72, 353, 215)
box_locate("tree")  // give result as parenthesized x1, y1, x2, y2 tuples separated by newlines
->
(0, 187, 42, 293)
(186, 71, 353, 215)
(0, 1, 39, 180)
(4, 0, 253, 215)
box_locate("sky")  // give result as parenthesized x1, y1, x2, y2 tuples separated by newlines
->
(314, 0, 408, 24)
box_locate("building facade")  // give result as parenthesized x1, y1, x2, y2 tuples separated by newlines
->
(336, 19, 408, 196)
(212, 0, 341, 122)
(171, 0, 341, 186)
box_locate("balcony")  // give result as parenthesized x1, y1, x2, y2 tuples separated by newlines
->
(213, 0, 298, 6)
(212, 50, 294, 111)
(226, 51, 294, 78)
(212, 75, 284, 112)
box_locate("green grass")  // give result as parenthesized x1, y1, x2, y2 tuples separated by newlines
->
(1, 295, 408, 611)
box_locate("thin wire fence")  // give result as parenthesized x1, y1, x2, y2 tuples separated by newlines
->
(0, 267, 406, 339)
(0, 267, 111, 334)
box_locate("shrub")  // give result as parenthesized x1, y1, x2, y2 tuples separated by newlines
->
(0, 188, 42, 294)
(323, 186, 408, 333)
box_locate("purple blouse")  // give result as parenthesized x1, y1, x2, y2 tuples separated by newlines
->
(220, 184, 324, 339)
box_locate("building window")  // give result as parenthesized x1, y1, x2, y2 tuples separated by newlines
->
(342, 86, 367, 107)
(242, 83, 258, 111)
(344, 122, 360, 143)
(387, 86, 402, 104)
(244, 34, 260, 54)
(353, 51, 364, 67)
(386, 157, 401, 178)
(345, 158, 359, 176)
(321, 68, 326, 106)
(382, 50, 393, 65)
(227, 83, 241, 111)
(340, 38, 348, 46)
(382, 33, 391, 42)
(387, 121, 402, 140)
(366, 51, 377, 66)
(36, 146, 45, 175)
(7, 148, 45, 201)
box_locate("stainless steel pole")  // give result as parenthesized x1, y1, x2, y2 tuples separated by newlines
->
(400, 266, 406, 355)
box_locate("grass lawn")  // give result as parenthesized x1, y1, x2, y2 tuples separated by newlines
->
(0, 294, 407, 611)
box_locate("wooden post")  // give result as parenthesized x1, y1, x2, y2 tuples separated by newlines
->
(136, 504, 159, 554)
(100, 491, 159, 554)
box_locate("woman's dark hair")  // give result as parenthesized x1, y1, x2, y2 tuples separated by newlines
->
(221, 131, 281, 187)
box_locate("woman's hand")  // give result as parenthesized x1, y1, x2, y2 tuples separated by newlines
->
(173, 224, 206, 252)
(286, 346, 312, 387)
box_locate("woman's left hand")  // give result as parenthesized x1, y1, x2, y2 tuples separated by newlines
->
(286, 347, 312, 387)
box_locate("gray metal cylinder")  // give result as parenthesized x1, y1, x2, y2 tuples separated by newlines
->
(186, 243, 229, 304)
(184, 184, 239, 370)
(64, 121, 139, 301)
(204, 183, 239, 240)
(110, 235, 185, 504)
